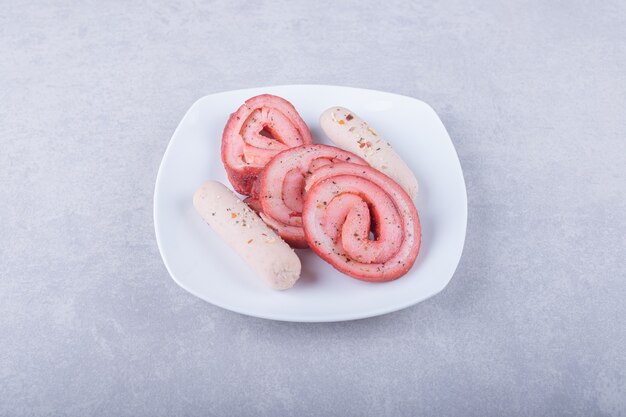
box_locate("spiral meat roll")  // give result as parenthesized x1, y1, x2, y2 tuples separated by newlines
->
(221, 94, 313, 195)
(302, 163, 421, 281)
(258, 144, 367, 248)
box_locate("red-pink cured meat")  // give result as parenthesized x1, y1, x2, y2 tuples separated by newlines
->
(302, 163, 421, 281)
(243, 197, 262, 214)
(221, 94, 313, 195)
(259, 144, 367, 248)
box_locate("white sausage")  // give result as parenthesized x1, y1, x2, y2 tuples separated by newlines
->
(193, 181, 301, 290)
(320, 107, 419, 200)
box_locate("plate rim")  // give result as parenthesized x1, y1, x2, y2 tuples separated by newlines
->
(154, 84, 468, 322)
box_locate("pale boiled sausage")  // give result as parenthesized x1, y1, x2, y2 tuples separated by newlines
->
(193, 180, 301, 290)
(320, 107, 418, 200)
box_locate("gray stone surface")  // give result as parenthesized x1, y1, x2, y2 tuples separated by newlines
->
(1, 1, 625, 416)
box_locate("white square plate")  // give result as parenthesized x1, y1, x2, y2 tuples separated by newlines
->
(154, 85, 467, 322)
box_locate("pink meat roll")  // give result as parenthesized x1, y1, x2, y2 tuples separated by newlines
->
(259, 144, 367, 248)
(302, 163, 421, 281)
(221, 94, 313, 196)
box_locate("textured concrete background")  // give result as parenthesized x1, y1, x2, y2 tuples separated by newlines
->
(1, 1, 625, 416)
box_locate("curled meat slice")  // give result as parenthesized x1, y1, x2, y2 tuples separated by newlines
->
(221, 94, 313, 195)
(302, 163, 421, 281)
(259, 144, 367, 248)
(243, 197, 262, 214)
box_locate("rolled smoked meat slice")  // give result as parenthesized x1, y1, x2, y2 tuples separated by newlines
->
(243, 197, 262, 215)
(259, 144, 367, 248)
(221, 94, 313, 195)
(302, 163, 421, 281)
